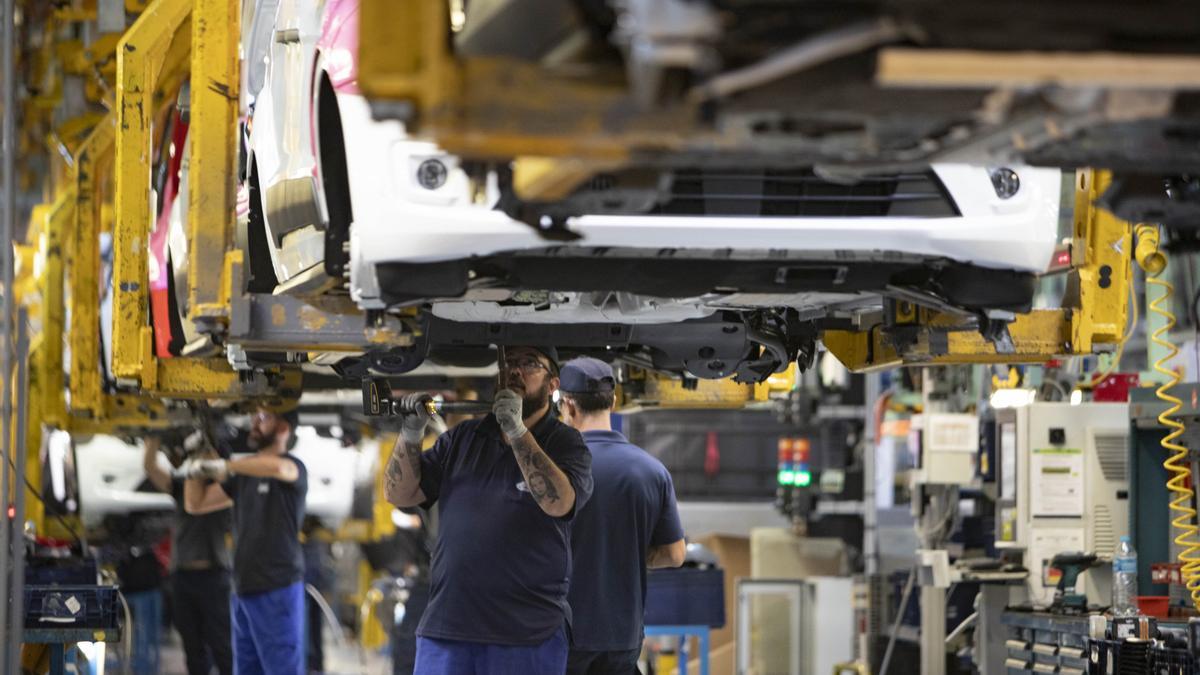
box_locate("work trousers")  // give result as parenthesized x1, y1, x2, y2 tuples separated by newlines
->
(172, 568, 234, 675)
(231, 580, 305, 675)
(415, 627, 568, 675)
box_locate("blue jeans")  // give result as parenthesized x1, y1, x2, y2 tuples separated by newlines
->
(415, 627, 568, 675)
(231, 581, 305, 675)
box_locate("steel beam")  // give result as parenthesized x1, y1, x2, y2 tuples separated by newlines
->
(0, 0, 14, 656)
(356, 0, 661, 163)
(70, 115, 115, 416)
(35, 192, 74, 427)
(187, 0, 238, 329)
(823, 309, 1074, 372)
(151, 358, 302, 402)
(112, 0, 190, 384)
(68, 394, 184, 434)
(824, 170, 1132, 371)
(9, 311, 29, 675)
(1070, 169, 1131, 352)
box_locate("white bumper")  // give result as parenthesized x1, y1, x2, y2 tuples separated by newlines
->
(337, 94, 1061, 306)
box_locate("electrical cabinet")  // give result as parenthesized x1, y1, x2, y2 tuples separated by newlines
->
(993, 402, 1130, 605)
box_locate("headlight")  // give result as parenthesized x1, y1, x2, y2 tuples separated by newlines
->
(989, 168, 1020, 199)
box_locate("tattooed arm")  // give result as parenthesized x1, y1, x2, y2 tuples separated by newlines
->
(509, 432, 577, 518)
(384, 394, 434, 508)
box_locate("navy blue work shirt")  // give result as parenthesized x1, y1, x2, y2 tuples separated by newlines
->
(416, 412, 593, 645)
(569, 430, 684, 651)
(221, 454, 307, 595)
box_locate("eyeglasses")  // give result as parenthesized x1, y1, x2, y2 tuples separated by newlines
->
(503, 357, 551, 374)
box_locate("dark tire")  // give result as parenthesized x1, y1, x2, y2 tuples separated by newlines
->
(316, 73, 353, 279)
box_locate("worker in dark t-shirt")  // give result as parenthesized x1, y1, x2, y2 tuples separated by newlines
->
(384, 345, 593, 674)
(143, 436, 233, 675)
(559, 357, 686, 675)
(183, 408, 308, 675)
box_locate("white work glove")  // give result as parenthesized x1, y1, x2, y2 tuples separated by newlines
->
(492, 389, 527, 441)
(182, 429, 207, 453)
(182, 457, 229, 482)
(399, 392, 434, 446)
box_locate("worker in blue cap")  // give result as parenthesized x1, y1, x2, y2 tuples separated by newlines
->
(558, 357, 686, 675)
(384, 345, 593, 674)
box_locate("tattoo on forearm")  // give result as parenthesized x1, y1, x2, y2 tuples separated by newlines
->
(385, 440, 424, 503)
(384, 453, 404, 497)
(511, 435, 564, 508)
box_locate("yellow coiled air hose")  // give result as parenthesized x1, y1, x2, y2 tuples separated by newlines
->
(1141, 225, 1200, 611)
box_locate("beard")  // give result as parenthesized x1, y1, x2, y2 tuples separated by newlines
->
(508, 375, 553, 417)
(248, 422, 276, 450)
(523, 382, 552, 416)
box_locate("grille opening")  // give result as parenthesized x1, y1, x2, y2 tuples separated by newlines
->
(572, 168, 960, 218)
(655, 169, 957, 217)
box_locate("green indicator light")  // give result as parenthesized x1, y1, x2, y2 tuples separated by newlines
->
(778, 470, 795, 485)
(795, 471, 812, 487)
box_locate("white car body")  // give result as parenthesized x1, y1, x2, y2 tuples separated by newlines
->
(287, 426, 377, 529)
(73, 429, 375, 531)
(247, 0, 1061, 321)
(74, 434, 174, 530)
(342, 96, 1060, 317)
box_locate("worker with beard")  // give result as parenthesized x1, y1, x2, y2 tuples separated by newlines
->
(184, 408, 308, 675)
(385, 345, 593, 675)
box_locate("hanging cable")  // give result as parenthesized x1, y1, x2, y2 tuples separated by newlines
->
(1139, 226, 1200, 610)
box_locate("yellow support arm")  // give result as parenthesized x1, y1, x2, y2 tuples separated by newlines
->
(35, 191, 74, 426)
(824, 169, 1132, 371)
(186, 0, 238, 328)
(70, 115, 115, 417)
(112, 0, 190, 385)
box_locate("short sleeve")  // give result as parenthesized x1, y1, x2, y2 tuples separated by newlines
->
(547, 426, 592, 521)
(418, 427, 458, 509)
(650, 470, 685, 546)
(285, 455, 307, 496)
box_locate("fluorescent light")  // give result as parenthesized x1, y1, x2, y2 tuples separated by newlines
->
(989, 388, 1036, 409)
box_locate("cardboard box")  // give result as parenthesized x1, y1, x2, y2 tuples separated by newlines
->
(689, 534, 750, 675)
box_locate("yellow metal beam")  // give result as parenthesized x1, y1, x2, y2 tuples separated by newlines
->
(152, 358, 302, 401)
(615, 367, 768, 412)
(823, 309, 1073, 372)
(22, 346, 45, 538)
(356, 1, 673, 162)
(69, 115, 115, 417)
(35, 191, 74, 427)
(68, 394, 180, 434)
(822, 170, 1132, 371)
(112, 0, 190, 385)
(186, 0, 238, 328)
(1070, 169, 1131, 353)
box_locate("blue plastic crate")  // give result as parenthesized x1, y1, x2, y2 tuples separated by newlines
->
(25, 558, 99, 586)
(24, 585, 121, 630)
(645, 567, 725, 628)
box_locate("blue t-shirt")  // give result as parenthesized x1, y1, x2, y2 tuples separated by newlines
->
(568, 430, 684, 651)
(416, 412, 593, 645)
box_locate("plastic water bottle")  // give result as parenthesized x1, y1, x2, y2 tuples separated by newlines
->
(1112, 536, 1139, 616)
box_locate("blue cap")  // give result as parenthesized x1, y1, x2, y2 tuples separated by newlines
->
(559, 357, 616, 394)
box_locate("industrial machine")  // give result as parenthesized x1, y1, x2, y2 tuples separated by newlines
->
(994, 402, 1132, 608)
